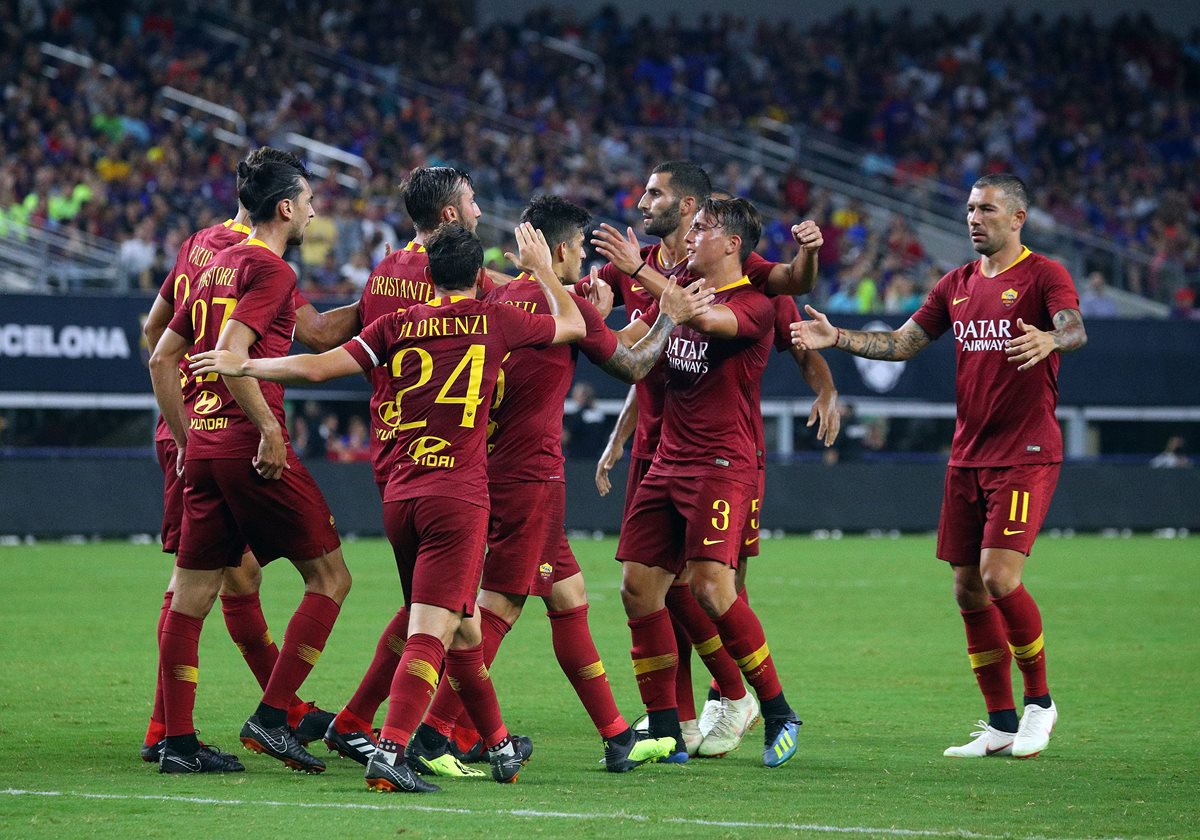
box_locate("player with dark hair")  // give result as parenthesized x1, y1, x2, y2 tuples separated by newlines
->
(149, 148, 350, 775)
(191, 221, 586, 793)
(407, 195, 711, 775)
(590, 164, 824, 759)
(612, 197, 804, 768)
(138, 149, 335, 766)
(793, 173, 1086, 759)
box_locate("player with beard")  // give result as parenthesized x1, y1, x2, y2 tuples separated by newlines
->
(793, 174, 1085, 759)
(150, 150, 350, 775)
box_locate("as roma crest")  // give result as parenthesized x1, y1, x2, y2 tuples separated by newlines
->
(1001, 288, 1019, 307)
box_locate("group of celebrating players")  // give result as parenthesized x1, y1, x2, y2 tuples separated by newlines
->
(142, 145, 1086, 794)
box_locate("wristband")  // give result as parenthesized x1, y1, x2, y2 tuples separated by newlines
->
(630, 262, 646, 281)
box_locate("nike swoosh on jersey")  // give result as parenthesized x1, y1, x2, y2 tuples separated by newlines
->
(1002, 528, 1026, 536)
(702, 538, 725, 545)
(953, 296, 970, 305)
(630, 283, 645, 292)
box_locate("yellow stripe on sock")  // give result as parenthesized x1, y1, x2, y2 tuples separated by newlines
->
(406, 658, 440, 689)
(475, 664, 490, 681)
(446, 675, 461, 692)
(296, 643, 323, 666)
(262, 630, 273, 647)
(969, 648, 1007, 669)
(693, 635, 724, 656)
(386, 634, 406, 657)
(172, 665, 199, 684)
(632, 653, 677, 676)
(234, 642, 248, 656)
(1009, 635, 1045, 660)
(735, 643, 770, 673)
(577, 661, 606, 681)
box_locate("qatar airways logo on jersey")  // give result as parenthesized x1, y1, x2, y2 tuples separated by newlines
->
(954, 319, 1013, 352)
(666, 335, 709, 375)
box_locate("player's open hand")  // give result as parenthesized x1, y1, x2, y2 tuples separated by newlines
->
(1006, 318, 1055, 370)
(585, 267, 614, 317)
(189, 349, 246, 378)
(807, 389, 840, 447)
(253, 429, 288, 481)
(792, 305, 839, 350)
(594, 444, 622, 496)
(174, 442, 186, 476)
(505, 222, 554, 278)
(659, 277, 715, 324)
(792, 220, 823, 253)
(590, 223, 642, 275)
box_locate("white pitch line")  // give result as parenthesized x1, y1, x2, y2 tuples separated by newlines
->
(0, 789, 1126, 840)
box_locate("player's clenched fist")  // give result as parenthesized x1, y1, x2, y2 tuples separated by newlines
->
(791, 220, 823, 253)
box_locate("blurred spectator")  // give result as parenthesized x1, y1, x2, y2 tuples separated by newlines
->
(118, 218, 158, 288)
(1150, 435, 1192, 468)
(563, 382, 606, 458)
(339, 250, 372, 292)
(327, 415, 371, 462)
(1079, 271, 1120, 318)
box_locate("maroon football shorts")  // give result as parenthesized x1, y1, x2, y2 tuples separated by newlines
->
(383, 495, 488, 615)
(937, 463, 1062, 565)
(156, 438, 184, 555)
(176, 453, 340, 571)
(616, 467, 755, 573)
(482, 480, 577, 598)
(622, 455, 654, 519)
(738, 465, 766, 559)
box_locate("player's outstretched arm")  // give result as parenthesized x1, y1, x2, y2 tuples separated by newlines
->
(189, 345, 362, 385)
(506, 222, 585, 344)
(1005, 309, 1087, 371)
(601, 279, 715, 383)
(590, 223, 671, 301)
(294, 300, 360, 352)
(764, 220, 823, 296)
(595, 385, 638, 497)
(790, 345, 840, 446)
(149, 327, 191, 466)
(792, 304, 931, 360)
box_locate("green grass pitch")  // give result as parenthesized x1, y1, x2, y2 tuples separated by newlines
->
(0, 534, 1196, 839)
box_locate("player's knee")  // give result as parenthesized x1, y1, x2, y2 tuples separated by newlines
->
(688, 576, 732, 617)
(952, 575, 989, 611)
(980, 567, 1019, 600)
(300, 555, 352, 603)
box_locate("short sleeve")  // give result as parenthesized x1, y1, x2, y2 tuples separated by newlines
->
(167, 304, 194, 343)
(231, 257, 293, 339)
(343, 314, 395, 372)
(772, 296, 801, 353)
(1041, 260, 1080, 317)
(743, 252, 778, 294)
(724, 290, 773, 340)
(910, 271, 955, 341)
(575, 294, 619, 365)
(494, 303, 557, 351)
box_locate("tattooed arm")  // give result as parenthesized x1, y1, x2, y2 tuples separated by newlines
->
(791, 304, 931, 361)
(1004, 308, 1087, 370)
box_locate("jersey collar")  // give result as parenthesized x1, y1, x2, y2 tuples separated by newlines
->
(712, 275, 751, 293)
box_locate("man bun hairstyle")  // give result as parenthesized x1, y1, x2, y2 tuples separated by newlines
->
(520, 195, 591, 253)
(426, 222, 484, 291)
(652, 160, 712, 204)
(400, 166, 475, 232)
(700, 197, 762, 262)
(973, 173, 1029, 213)
(237, 147, 310, 224)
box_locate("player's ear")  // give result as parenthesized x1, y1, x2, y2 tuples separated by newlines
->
(728, 233, 741, 257)
(555, 240, 567, 263)
(441, 204, 459, 224)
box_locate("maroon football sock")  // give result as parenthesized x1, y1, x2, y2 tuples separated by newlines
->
(342, 607, 409, 726)
(664, 586, 698, 720)
(991, 585, 1049, 700)
(548, 604, 627, 739)
(423, 607, 511, 737)
(668, 583, 747, 701)
(445, 644, 509, 748)
(710, 587, 752, 696)
(261, 592, 340, 711)
(219, 592, 280, 692)
(146, 590, 173, 745)
(628, 608, 678, 713)
(960, 603, 1016, 712)
(379, 633, 445, 748)
(159, 610, 204, 738)
(711, 598, 783, 703)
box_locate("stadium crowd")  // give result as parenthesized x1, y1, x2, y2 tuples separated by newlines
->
(3, 1, 1198, 309)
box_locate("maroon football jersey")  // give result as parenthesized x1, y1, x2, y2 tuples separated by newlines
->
(654, 277, 774, 481)
(154, 220, 251, 443)
(357, 241, 496, 485)
(167, 240, 297, 460)
(343, 295, 557, 507)
(484, 274, 618, 482)
(911, 248, 1080, 466)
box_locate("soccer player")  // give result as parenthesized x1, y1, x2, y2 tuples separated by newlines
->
(590, 163, 822, 758)
(191, 221, 586, 793)
(149, 150, 350, 774)
(615, 197, 804, 768)
(139, 150, 333, 767)
(408, 195, 712, 775)
(792, 174, 1087, 759)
